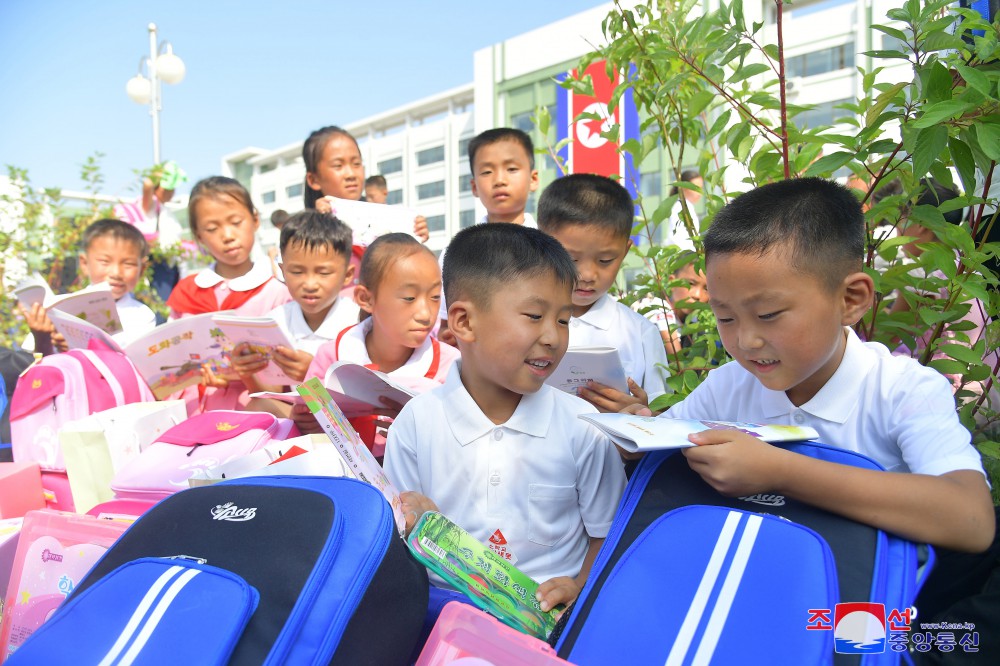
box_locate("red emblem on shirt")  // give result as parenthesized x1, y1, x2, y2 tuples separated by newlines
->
(489, 529, 507, 546)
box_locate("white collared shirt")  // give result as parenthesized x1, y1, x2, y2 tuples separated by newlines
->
(385, 362, 626, 584)
(667, 328, 986, 478)
(268, 298, 360, 356)
(113, 293, 157, 344)
(305, 317, 460, 383)
(438, 214, 537, 322)
(569, 294, 669, 401)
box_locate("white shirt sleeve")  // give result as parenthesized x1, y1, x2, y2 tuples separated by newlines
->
(383, 402, 425, 495)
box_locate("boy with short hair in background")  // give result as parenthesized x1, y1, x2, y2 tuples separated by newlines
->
(21, 218, 156, 353)
(364, 175, 388, 204)
(537, 174, 668, 412)
(438, 128, 540, 343)
(386, 223, 626, 615)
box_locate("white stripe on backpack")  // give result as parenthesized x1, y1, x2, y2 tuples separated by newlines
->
(97, 565, 201, 666)
(666, 511, 763, 666)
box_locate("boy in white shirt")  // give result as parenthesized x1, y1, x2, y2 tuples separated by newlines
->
(233, 210, 359, 394)
(537, 174, 669, 412)
(21, 219, 156, 353)
(386, 223, 626, 615)
(630, 177, 993, 556)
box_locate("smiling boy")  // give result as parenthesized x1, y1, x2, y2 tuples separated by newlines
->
(648, 178, 993, 554)
(386, 223, 626, 615)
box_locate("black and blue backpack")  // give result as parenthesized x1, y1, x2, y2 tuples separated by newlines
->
(552, 442, 934, 666)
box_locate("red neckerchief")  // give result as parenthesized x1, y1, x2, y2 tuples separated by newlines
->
(166, 274, 272, 315)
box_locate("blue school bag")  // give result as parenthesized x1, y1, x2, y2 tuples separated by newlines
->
(552, 442, 934, 666)
(8, 475, 429, 665)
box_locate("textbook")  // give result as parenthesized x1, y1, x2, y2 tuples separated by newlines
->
(406, 511, 561, 640)
(323, 361, 431, 411)
(577, 413, 820, 453)
(15, 274, 123, 335)
(545, 346, 629, 395)
(296, 378, 406, 533)
(211, 314, 297, 386)
(49, 310, 236, 399)
(323, 196, 419, 246)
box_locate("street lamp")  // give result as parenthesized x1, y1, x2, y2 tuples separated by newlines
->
(126, 23, 186, 165)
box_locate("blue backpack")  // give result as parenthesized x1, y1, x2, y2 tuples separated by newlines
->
(552, 442, 934, 666)
(8, 476, 429, 665)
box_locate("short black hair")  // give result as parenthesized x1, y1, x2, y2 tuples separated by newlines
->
(916, 178, 962, 225)
(279, 209, 353, 261)
(302, 125, 360, 209)
(443, 223, 576, 310)
(365, 174, 387, 190)
(669, 169, 702, 197)
(704, 177, 864, 289)
(81, 218, 148, 258)
(467, 128, 535, 174)
(536, 173, 633, 240)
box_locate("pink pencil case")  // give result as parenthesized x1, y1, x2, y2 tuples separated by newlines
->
(416, 601, 571, 665)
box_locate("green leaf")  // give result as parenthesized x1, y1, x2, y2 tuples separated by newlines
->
(955, 64, 991, 96)
(912, 101, 969, 128)
(866, 82, 907, 127)
(803, 151, 855, 177)
(936, 343, 985, 366)
(974, 123, 1000, 161)
(728, 63, 771, 84)
(949, 136, 977, 194)
(928, 358, 967, 376)
(912, 125, 947, 179)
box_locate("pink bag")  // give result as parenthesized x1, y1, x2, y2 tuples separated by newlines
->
(110, 410, 298, 501)
(10, 347, 154, 472)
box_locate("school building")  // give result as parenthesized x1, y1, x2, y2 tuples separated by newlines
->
(222, 0, 908, 255)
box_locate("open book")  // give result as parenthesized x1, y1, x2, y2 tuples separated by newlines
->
(296, 378, 406, 533)
(247, 390, 380, 419)
(323, 360, 437, 409)
(49, 310, 236, 399)
(578, 413, 820, 453)
(15, 274, 122, 335)
(323, 196, 419, 246)
(546, 346, 629, 395)
(211, 314, 296, 386)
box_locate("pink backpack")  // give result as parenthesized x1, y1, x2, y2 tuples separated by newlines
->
(110, 410, 299, 501)
(10, 348, 154, 472)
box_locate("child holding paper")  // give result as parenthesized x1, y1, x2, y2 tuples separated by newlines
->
(294, 233, 459, 454)
(537, 174, 669, 412)
(384, 223, 626, 615)
(21, 219, 156, 354)
(232, 210, 360, 394)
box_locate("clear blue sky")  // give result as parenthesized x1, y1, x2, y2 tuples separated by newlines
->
(0, 0, 607, 199)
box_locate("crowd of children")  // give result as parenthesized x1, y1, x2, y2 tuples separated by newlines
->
(11, 122, 998, 656)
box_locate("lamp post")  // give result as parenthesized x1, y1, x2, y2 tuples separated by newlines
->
(125, 23, 185, 165)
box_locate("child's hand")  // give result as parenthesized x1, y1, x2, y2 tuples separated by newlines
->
(271, 346, 313, 383)
(412, 215, 430, 242)
(373, 395, 404, 419)
(683, 429, 790, 497)
(400, 491, 439, 536)
(20, 303, 53, 334)
(230, 342, 269, 378)
(52, 331, 69, 353)
(535, 576, 581, 615)
(290, 402, 322, 434)
(578, 378, 648, 413)
(200, 364, 230, 389)
(314, 197, 333, 214)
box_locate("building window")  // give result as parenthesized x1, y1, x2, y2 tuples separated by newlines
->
(378, 156, 403, 174)
(416, 146, 445, 166)
(640, 171, 662, 199)
(386, 189, 403, 205)
(261, 191, 276, 204)
(458, 174, 472, 193)
(425, 215, 446, 233)
(510, 111, 534, 132)
(786, 42, 855, 78)
(259, 162, 276, 174)
(796, 98, 853, 128)
(285, 183, 303, 199)
(458, 137, 472, 161)
(417, 181, 445, 200)
(459, 209, 477, 229)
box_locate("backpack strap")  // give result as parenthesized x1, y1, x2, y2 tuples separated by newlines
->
(78, 349, 125, 405)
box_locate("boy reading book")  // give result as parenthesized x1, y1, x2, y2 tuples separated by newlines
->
(629, 178, 993, 556)
(384, 223, 626, 618)
(537, 174, 668, 412)
(233, 210, 359, 396)
(20, 219, 155, 354)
